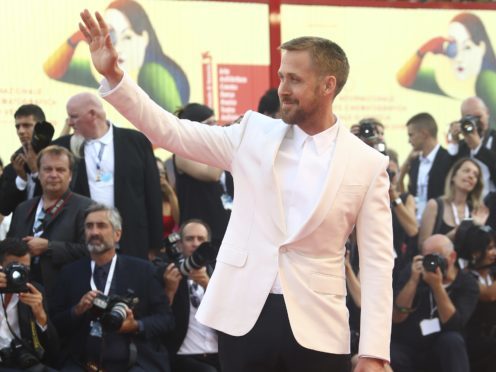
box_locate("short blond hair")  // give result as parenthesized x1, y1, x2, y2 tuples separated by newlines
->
(280, 36, 349, 97)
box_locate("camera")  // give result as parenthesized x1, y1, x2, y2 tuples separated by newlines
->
(459, 115, 482, 136)
(356, 119, 387, 155)
(358, 120, 376, 139)
(153, 233, 217, 277)
(92, 290, 139, 332)
(422, 253, 447, 275)
(0, 263, 29, 293)
(30, 121, 55, 153)
(0, 340, 39, 369)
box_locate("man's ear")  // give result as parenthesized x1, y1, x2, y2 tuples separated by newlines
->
(323, 75, 337, 96)
(114, 229, 122, 243)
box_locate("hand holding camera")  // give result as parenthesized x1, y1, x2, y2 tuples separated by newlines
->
(456, 115, 482, 150)
(74, 290, 100, 317)
(189, 267, 210, 289)
(19, 283, 47, 327)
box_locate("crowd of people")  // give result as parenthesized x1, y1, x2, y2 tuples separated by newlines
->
(0, 17, 495, 372)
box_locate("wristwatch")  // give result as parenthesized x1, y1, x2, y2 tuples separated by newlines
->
(392, 197, 402, 207)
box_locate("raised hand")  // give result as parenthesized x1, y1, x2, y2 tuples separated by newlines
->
(79, 10, 123, 87)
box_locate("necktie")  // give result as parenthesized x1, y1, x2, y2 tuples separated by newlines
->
(93, 266, 107, 292)
(32, 208, 46, 237)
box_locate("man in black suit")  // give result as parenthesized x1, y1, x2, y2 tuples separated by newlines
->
(0, 104, 46, 216)
(51, 204, 174, 371)
(163, 219, 220, 372)
(62, 92, 162, 258)
(0, 238, 59, 370)
(404, 113, 454, 221)
(447, 96, 496, 196)
(7, 145, 93, 301)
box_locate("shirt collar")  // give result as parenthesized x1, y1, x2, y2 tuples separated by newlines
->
(420, 143, 440, 164)
(87, 121, 113, 146)
(289, 117, 340, 155)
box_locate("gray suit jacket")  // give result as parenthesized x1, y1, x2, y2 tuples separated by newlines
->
(7, 191, 94, 300)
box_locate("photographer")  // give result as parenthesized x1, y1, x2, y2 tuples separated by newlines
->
(351, 118, 386, 154)
(51, 204, 174, 371)
(0, 105, 53, 216)
(447, 97, 496, 197)
(455, 222, 496, 372)
(390, 234, 479, 372)
(0, 238, 59, 371)
(162, 219, 220, 372)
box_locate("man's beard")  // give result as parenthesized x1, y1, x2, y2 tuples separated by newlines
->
(87, 241, 112, 254)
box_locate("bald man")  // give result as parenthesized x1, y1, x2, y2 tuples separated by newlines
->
(447, 96, 496, 196)
(55, 92, 162, 258)
(390, 234, 479, 372)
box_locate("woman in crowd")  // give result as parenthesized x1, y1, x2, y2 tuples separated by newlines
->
(418, 157, 487, 246)
(387, 149, 418, 270)
(173, 103, 229, 244)
(44, 0, 189, 112)
(156, 158, 179, 238)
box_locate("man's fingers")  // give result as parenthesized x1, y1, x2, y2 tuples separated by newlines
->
(80, 9, 101, 39)
(79, 22, 91, 43)
(95, 11, 109, 36)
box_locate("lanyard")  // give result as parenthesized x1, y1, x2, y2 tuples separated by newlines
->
(32, 191, 73, 236)
(450, 202, 469, 226)
(90, 255, 117, 295)
(93, 142, 105, 181)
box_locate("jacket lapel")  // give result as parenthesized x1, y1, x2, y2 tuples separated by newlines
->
(284, 123, 350, 244)
(260, 121, 290, 236)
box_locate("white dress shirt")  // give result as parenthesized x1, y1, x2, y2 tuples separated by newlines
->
(84, 123, 115, 207)
(0, 294, 20, 350)
(177, 280, 218, 355)
(416, 144, 440, 222)
(270, 121, 339, 293)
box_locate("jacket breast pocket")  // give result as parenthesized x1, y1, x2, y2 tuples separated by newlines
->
(309, 273, 346, 296)
(216, 245, 248, 268)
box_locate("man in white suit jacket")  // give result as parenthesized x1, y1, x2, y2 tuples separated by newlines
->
(80, 10, 394, 372)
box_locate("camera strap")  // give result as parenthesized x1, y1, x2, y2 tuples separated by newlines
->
(33, 190, 73, 236)
(90, 255, 117, 295)
(29, 319, 44, 358)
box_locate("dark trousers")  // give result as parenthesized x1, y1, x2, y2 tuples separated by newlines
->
(390, 331, 470, 372)
(172, 353, 220, 372)
(218, 294, 351, 372)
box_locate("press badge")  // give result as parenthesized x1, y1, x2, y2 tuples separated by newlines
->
(420, 318, 441, 336)
(100, 172, 113, 183)
(90, 320, 103, 338)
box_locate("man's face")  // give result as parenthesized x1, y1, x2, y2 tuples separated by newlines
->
(407, 125, 425, 151)
(278, 50, 325, 125)
(180, 222, 209, 258)
(15, 115, 37, 146)
(39, 153, 72, 196)
(66, 101, 94, 139)
(2, 253, 30, 269)
(84, 210, 121, 254)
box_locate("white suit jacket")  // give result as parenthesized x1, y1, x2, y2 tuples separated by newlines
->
(101, 74, 394, 361)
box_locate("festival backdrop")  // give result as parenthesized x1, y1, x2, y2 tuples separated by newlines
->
(281, 4, 496, 161)
(1, 1, 496, 165)
(0, 0, 270, 162)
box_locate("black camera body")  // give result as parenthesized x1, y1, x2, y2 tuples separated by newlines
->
(0, 263, 29, 293)
(31, 121, 55, 154)
(359, 121, 376, 139)
(0, 340, 39, 369)
(423, 253, 448, 275)
(154, 234, 217, 277)
(460, 115, 482, 136)
(92, 290, 139, 332)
